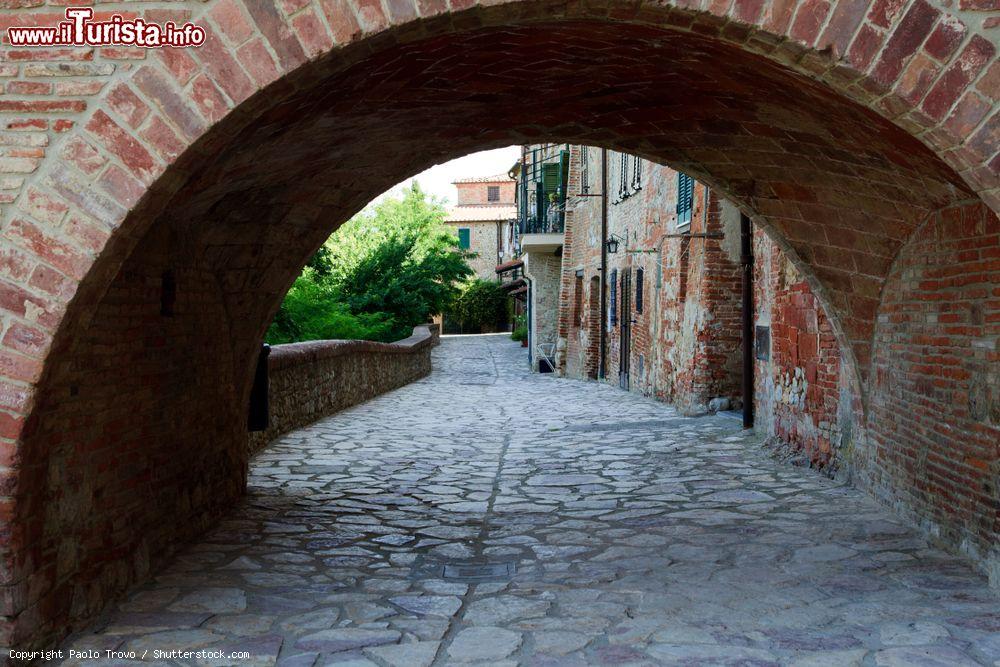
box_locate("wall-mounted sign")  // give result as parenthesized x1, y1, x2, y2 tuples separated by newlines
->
(755, 326, 770, 361)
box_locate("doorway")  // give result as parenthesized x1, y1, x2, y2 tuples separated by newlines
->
(619, 268, 631, 390)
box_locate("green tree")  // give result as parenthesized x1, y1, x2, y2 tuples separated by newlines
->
(266, 183, 472, 344)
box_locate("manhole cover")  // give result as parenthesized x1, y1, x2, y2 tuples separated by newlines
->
(442, 562, 515, 581)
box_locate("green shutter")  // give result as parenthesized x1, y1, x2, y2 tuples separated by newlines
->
(458, 228, 471, 249)
(677, 173, 694, 225)
(542, 162, 561, 193)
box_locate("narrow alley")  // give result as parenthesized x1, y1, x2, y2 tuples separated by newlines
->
(57, 336, 997, 666)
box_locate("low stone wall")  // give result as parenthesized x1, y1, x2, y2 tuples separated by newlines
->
(249, 324, 439, 453)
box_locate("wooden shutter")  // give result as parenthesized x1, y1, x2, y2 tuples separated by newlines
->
(631, 155, 642, 191)
(636, 268, 644, 314)
(609, 269, 618, 327)
(542, 162, 561, 194)
(676, 173, 694, 226)
(458, 228, 471, 249)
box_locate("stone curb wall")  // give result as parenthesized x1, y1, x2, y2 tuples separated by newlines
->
(248, 324, 439, 453)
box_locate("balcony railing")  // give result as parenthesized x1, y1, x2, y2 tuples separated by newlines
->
(514, 144, 569, 251)
(518, 209, 564, 235)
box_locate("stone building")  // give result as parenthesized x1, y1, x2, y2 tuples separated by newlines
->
(445, 174, 517, 281)
(517, 144, 855, 473)
(513, 144, 571, 369)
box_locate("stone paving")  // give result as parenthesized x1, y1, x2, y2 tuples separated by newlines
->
(58, 335, 998, 666)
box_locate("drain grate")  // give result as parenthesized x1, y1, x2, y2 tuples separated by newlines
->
(442, 562, 515, 580)
(561, 419, 688, 433)
(411, 557, 517, 582)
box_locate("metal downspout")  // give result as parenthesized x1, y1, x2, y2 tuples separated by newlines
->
(741, 212, 754, 428)
(599, 148, 608, 380)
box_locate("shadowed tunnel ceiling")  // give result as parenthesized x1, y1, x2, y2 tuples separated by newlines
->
(123, 19, 974, 388)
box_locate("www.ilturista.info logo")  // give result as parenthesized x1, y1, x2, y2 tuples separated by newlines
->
(7, 8, 206, 48)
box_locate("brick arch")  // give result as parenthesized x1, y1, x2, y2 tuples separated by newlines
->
(867, 198, 1000, 584)
(1, 0, 997, 647)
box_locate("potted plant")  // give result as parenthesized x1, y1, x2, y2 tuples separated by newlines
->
(511, 314, 528, 347)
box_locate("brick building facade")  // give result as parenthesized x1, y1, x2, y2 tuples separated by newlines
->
(526, 144, 856, 487)
(445, 175, 516, 281)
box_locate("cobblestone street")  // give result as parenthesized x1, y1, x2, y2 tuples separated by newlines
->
(59, 335, 998, 666)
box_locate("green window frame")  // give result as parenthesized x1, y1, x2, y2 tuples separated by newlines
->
(457, 228, 471, 249)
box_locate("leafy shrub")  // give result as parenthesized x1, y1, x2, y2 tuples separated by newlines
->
(446, 279, 509, 333)
(265, 272, 396, 344)
(510, 313, 527, 341)
(266, 183, 472, 345)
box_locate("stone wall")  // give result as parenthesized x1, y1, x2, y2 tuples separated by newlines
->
(248, 325, 439, 453)
(444, 220, 503, 282)
(524, 251, 562, 369)
(753, 231, 852, 473)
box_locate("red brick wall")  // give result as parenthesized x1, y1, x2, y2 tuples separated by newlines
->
(558, 150, 742, 412)
(867, 200, 999, 582)
(558, 149, 1000, 585)
(754, 231, 848, 471)
(668, 190, 743, 412)
(454, 181, 515, 206)
(14, 228, 246, 647)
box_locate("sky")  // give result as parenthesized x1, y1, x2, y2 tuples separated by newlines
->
(371, 146, 520, 208)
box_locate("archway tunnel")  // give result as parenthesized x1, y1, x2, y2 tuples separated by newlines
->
(0, 0, 997, 649)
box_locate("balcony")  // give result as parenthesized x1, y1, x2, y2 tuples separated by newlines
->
(514, 144, 568, 256)
(517, 206, 564, 253)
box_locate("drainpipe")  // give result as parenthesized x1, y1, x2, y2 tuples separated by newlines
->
(598, 148, 609, 380)
(496, 220, 501, 273)
(741, 212, 754, 429)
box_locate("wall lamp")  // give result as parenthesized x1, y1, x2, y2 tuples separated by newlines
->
(606, 233, 625, 254)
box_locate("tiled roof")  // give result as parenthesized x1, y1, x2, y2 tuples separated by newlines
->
(496, 259, 524, 273)
(452, 174, 514, 184)
(445, 205, 517, 222)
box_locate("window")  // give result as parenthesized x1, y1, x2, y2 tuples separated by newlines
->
(612, 152, 643, 205)
(580, 148, 590, 194)
(631, 155, 642, 192)
(676, 172, 694, 228)
(609, 268, 618, 327)
(458, 228, 471, 249)
(635, 268, 644, 314)
(487, 185, 500, 202)
(573, 273, 584, 324)
(616, 152, 628, 203)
